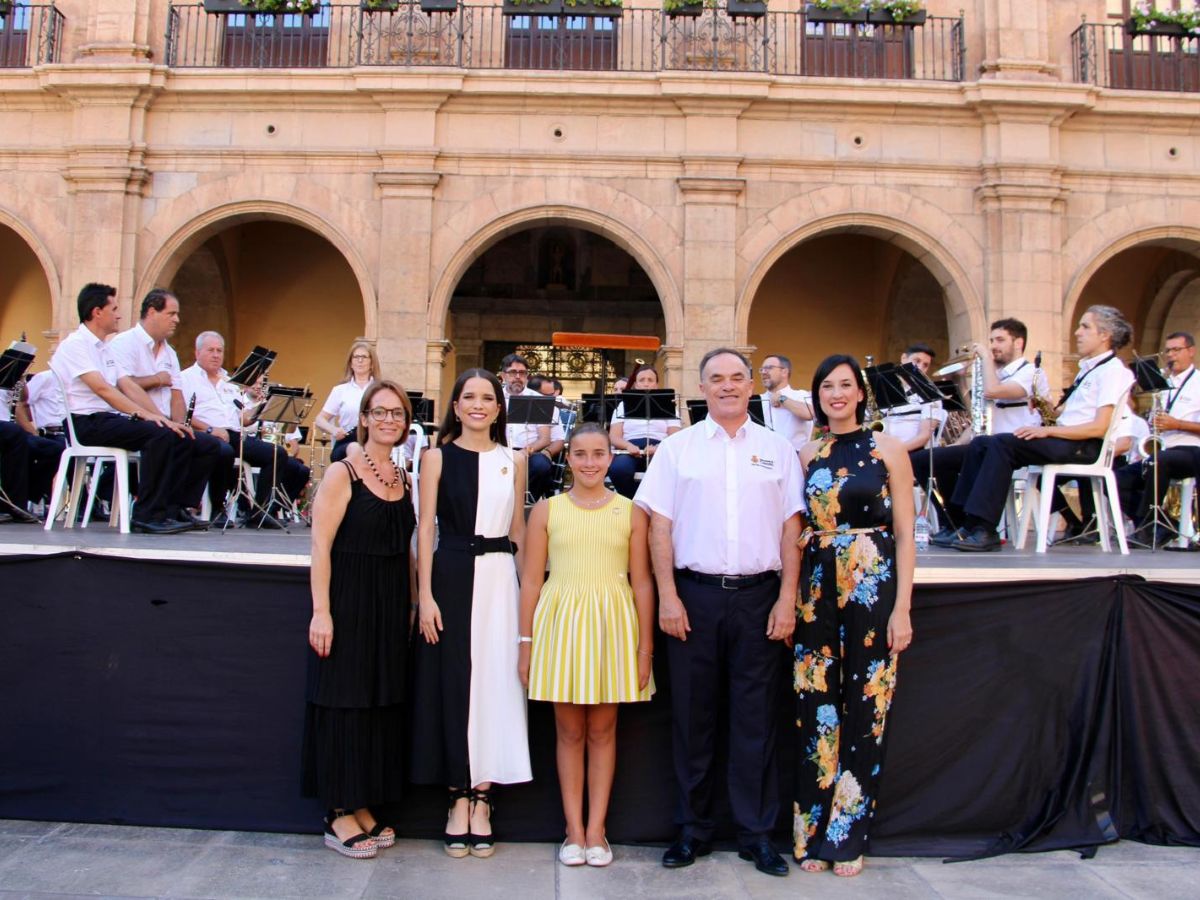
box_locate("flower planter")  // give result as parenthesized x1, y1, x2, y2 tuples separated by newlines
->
(562, 0, 622, 16)
(361, 0, 401, 10)
(1125, 19, 1189, 37)
(0, 2, 11, 18)
(665, 2, 704, 15)
(867, 9, 926, 25)
(804, 4, 866, 23)
(421, 0, 459, 11)
(204, 0, 321, 14)
(503, 0, 564, 14)
(726, 0, 765, 17)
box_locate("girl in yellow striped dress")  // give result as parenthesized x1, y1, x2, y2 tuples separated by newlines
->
(518, 423, 655, 868)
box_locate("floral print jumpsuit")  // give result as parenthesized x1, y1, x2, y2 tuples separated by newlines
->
(793, 428, 898, 862)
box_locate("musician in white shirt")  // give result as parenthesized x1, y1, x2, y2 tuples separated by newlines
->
(314, 341, 380, 462)
(758, 354, 813, 452)
(949, 306, 1135, 552)
(608, 364, 681, 498)
(1116, 331, 1200, 545)
(500, 353, 553, 498)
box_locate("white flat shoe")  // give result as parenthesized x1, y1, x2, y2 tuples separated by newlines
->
(585, 840, 613, 867)
(559, 840, 586, 866)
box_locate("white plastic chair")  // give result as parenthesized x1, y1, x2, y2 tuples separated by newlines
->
(44, 372, 138, 535)
(1177, 477, 1196, 542)
(1020, 387, 1133, 555)
(402, 422, 428, 518)
(200, 459, 257, 520)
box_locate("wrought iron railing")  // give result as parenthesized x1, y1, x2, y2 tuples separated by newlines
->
(0, 2, 65, 67)
(165, 2, 964, 82)
(1072, 19, 1200, 93)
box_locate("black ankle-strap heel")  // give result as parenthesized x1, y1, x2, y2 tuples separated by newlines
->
(444, 788, 472, 859)
(468, 788, 495, 859)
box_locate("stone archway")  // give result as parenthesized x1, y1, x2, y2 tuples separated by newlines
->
(0, 217, 55, 351)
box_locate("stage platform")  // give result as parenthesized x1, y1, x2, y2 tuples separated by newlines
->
(0, 522, 1194, 583)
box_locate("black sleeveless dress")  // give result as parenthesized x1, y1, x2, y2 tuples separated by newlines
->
(302, 461, 415, 810)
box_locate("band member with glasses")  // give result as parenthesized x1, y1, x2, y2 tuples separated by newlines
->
(608, 364, 681, 499)
(305, 380, 416, 859)
(315, 342, 381, 463)
(411, 368, 531, 861)
(636, 348, 804, 879)
(758, 354, 814, 453)
(499, 353, 554, 499)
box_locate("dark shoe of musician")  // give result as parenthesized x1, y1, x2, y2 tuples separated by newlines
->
(132, 518, 192, 535)
(210, 511, 242, 529)
(738, 840, 789, 877)
(177, 508, 211, 531)
(1130, 521, 1171, 550)
(662, 836, 712, 869)
(953, 526, 1002, 552)
(929, 525, 963, 548)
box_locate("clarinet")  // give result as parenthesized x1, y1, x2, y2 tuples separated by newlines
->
(184, 392, 196, 427)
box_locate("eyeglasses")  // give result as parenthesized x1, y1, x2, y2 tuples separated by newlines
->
(503, 368, 528, 377)
(759, 365, 782, 372)
(367, 407, 407, 422)
(351, 354, 371, 361)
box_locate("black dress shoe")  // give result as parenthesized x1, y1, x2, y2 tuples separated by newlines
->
(929, 526, 962, 548)
(662, 837, 712, 868)
(132, 518, 191, 535)
(953, 525, 1001, 552)
(738, 840, 789, 877)
(179, 510, 210, 530)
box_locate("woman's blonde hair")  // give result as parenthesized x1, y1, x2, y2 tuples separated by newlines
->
(343, 340, 381, 382)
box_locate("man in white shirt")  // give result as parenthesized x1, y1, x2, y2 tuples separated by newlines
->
(925, 318, 1047, 545)
(48, 283, 198, 534)
(949, 306, 1135, 551)
(635, 347, 804, 878)
(1116, 331, 1200, 545)
(109, 289, 220, 526)
(758, 353, 813, 452)
(884, 343, 941, 453)
(500, 353, 553, 498)
(182, 331, 310, 528)
(0, 382, 41, 522)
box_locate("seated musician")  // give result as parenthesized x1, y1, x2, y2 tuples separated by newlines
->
(181, 331, 310, 529)
(501, 353, 554, 499)
(0, 377, 63, 522)
(885, 343, 942, 454)
(528, 374, 566, 459)
(109, 289, 220, 528)
(48, 283, 201, 535)
(1116, 331, 1200, 547)
(948, 305, 1135, 552)
(926, 318, 1046, 545)
(608, 364, 681, 499)
(758, 353, 813, 452)
(314, 341, 380, 463)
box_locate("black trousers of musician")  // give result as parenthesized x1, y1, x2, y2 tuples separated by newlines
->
(70, 413, 195, 524)
(667, 571, 786, 848)
(950, 434, 1102, 530)
(609, 437, 657, 499)
(0, 421, 31, 510)
(330, 435, 354, 463)
(1116, 448, 1200, 524)
(909, 445, 968, 527)
(209, 430, 310, 510)
(27, 433, 64, 506)
(178, 432, 223, 512)
(525, 450, 553, 500)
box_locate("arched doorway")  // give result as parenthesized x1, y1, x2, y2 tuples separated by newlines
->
(163, 220, 367, 417)
(444, 225, 667, 400)
(745, 232, 955, 389)
(0, 223, 52, 349)
(1069, 240, 1200, 370)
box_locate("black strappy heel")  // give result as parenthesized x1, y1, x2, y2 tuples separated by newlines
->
(444, 788, 472, 858)
(468, 788, 495, 859)
(324, 809, 377, 859)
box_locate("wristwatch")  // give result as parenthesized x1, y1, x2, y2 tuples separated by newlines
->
(205, 426, 214, 434)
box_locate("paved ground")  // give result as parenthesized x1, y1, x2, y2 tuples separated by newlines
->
(0, 820, 1196, 899)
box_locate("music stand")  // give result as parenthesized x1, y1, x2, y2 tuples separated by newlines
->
(580, 394, 622, 427)
(228, 384, 311, 533)
(507, 396, 557, 429)
(1132, 356, 1176, 551)
(865, 363, 911, 412)
(227, 346, 276, 388)
(685, 399, 708, 427)
(0, 340, 36, 515)
(407, 391, 435, 425)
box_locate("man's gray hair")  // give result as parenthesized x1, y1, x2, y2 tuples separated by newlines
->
(1084, 305, 1133, 351)
(195, 330, 225, 353)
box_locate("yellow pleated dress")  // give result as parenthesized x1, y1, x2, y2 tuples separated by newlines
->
(527, 493, 655, 705)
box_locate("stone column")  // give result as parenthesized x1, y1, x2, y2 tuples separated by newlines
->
(978, 0, 1057, 81)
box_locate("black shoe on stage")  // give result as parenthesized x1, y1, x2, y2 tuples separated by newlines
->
(177, 509, 210, 531)
(929, 526, 963, 548)
(738, 840, 789, 877)
(662, 836, 712, 869)
(132, 518, 191, 535)
(953, 526, 1002, 552)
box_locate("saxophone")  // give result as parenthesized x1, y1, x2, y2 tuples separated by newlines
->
(1030, 351, 1058, 426)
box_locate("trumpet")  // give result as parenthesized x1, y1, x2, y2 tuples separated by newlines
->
(861, 355, 886, 433)
(1030, 351, 1058, 426)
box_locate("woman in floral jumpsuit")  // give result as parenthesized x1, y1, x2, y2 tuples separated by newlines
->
(793, 354, 915, 878)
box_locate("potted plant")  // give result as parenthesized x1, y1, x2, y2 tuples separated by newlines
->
(1126, 2, 1199, 37)
(0, 2, 11, 18)
(726, 0, 766, 18)
(563, 0, 622, 17)
(204, 0, 322, 14)
(867, 0, 925, 26)
(361, 0, 400, 10)
(805, 0, 867, 24)
(664, 0, 705, 15)
(503, 0, 565, 14)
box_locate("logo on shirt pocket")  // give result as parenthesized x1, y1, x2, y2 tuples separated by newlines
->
(750, 455, 775, 470)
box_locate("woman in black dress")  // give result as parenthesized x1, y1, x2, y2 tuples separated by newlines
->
(793, 355, 914, 878)
(304, 379, 416, 859)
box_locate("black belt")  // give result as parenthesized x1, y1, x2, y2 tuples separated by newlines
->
(39, 426, 65, 437)
(994, 400, 1028, 409)
(675, 568, 778, 590)
(439, 534, 517, 556)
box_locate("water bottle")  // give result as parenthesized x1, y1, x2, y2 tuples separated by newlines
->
(914, 513, 930, 552)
